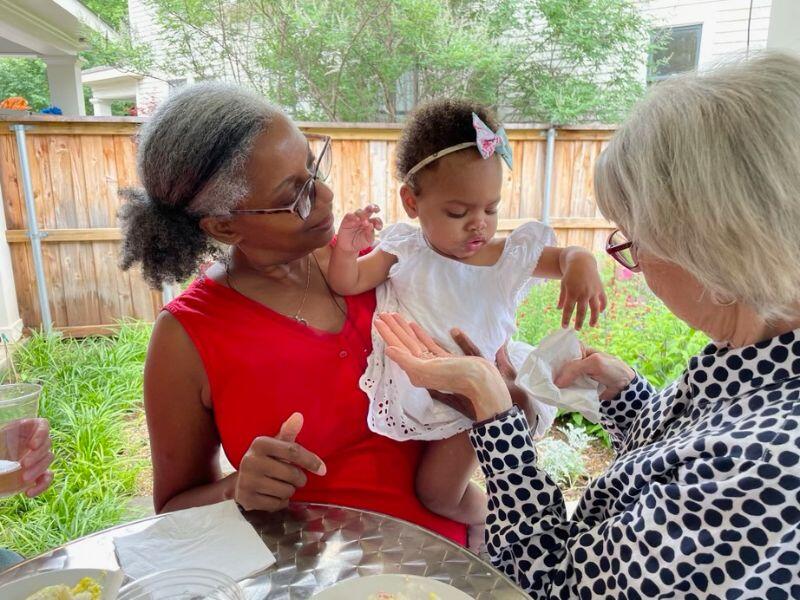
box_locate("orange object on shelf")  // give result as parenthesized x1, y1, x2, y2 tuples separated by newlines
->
(0, 96, 31, 111)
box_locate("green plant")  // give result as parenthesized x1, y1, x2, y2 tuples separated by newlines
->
(93, 0, 657, 124)
(0, 59, 50, 111)
(0, 323, 151, 556)
(517, 256, 708, 444)
(536, 423, 591, 487)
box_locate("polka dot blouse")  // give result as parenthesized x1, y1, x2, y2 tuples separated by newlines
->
(469, 329, 800, 599)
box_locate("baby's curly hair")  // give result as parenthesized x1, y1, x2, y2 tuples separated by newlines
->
(396, 98, 501, 190)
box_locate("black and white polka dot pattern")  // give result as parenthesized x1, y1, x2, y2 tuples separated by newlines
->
(469, 329, 800, 599)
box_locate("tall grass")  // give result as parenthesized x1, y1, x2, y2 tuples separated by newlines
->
(0, 323, 151, 556)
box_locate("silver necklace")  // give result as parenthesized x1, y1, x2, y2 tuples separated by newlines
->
(225, 255, 312, 326)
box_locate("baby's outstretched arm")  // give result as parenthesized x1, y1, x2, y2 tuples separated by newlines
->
(534, 246, 607, 330)
(328, 205, 397, 295)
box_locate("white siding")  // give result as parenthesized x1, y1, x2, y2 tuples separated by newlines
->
(127, 0, 171, 111)
(639, 0, 773, 71)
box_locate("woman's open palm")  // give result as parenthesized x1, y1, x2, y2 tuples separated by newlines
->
(375, 313, 485, 398)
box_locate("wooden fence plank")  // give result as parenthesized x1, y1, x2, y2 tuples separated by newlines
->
(0, 135, 25, 229)
(28, 135, 68, 327)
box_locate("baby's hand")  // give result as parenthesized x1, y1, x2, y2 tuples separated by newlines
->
(336, 205, 383, 253)
(558, 251, 607, 330)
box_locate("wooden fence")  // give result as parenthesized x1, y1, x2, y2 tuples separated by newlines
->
(0, 115, 615, 335)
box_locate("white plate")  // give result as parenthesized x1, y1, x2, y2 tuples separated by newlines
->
(0, 568, 124, 600)
(312, 574, 473, 599)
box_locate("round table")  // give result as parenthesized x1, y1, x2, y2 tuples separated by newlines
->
(0, 503, 528, 599)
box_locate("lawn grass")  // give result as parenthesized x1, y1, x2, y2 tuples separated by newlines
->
(0, 323, 151, 556)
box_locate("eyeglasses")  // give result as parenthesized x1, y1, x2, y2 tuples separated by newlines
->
(606, 229, 640, 271)
(230, 134, 332, 221)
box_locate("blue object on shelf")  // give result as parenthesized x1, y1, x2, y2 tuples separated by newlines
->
(40, 106, 63, 115)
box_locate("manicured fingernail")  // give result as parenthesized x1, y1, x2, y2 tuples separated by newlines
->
(316, 462, 327, 476)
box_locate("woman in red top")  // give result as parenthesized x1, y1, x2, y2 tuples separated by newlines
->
(119, 83, 470, 542)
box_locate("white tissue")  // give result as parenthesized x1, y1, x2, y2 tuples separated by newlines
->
(513, 329, 603, 424)
(114, 500, 275, 581)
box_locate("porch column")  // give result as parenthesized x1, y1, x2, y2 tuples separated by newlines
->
(42, 55, 85, 116)
(90, 97, 113, 116)
(0, 185, 23, 342)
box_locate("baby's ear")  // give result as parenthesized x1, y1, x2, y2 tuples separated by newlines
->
(399, 184, 419, 218)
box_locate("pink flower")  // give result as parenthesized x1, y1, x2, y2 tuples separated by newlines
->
(616, 265, 634, 281)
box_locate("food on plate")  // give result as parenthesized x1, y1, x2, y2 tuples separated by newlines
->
(25, 577, 102, 600)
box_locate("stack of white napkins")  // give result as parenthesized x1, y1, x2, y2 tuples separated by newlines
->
(114, 500, 276, 581)
(512, 328, 603, 424)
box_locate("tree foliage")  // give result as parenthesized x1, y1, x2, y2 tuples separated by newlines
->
(0, 59, 50, 110)
(5, 0, 658, 123)
(127, 0, 656, 123)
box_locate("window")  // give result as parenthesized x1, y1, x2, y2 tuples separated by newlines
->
(648, 24, 703, 82)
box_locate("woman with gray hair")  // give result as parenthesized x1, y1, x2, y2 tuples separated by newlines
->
(375, 52, 800, 597)
(119, 83, 472, 543)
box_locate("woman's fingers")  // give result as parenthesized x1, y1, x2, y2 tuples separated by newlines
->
(21, 450, 54, 484)
(251, 473, 297, 499)
(236, 487, 290, 512)
(385, 345, 420, 373)
(25, 471, 53, 498)
(554, 351, 636, 400)
(369, 217, 384, 231)
(249, 454, 309, 488)
(19, 435, 52, 471)
(375, 315, 407, 350)
(409, 322, 449, 357)
(553, 357, 589, 389)
(376, 313, 448, 358)
(250, 435, 326, 476)
(377, 313, 426, 356)
(450, 328, 483, 357)
(494, 344, 517, 379)
(276, 412, 304, 443)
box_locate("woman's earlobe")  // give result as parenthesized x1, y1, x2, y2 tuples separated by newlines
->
(399, 184, 419, 218)
(200, 216, 243, 245)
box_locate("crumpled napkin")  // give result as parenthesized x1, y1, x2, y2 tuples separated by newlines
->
(513, 329, 603, 423)
(114, 500, 275, 581)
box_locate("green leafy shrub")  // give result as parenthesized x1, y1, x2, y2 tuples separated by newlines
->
(536, 424, 592, 487)
(0, 323, 151, 556)
(517, 257, 708, 443)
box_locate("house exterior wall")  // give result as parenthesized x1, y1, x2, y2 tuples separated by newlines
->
(638, 0, 773, 71)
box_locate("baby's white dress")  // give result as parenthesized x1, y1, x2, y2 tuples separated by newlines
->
(361, 221, 559, 441)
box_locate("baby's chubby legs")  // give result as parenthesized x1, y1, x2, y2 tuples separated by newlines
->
(416, 431, 487, 552)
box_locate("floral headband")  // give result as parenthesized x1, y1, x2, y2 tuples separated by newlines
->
(403, 112, 513, 184)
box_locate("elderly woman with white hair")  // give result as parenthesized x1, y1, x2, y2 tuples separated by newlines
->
(376, 52, 800, 598)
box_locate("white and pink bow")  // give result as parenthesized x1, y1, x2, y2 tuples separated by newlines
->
(472, 112, 513, 169)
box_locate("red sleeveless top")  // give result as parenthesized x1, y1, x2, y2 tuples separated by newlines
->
(164, 274, 466, 544)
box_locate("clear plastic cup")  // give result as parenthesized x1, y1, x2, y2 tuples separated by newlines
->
(0, 383, 41, 425)
(117, 568, 245, 600)
(0, 383, 41, 498)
